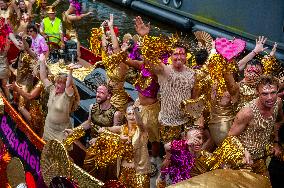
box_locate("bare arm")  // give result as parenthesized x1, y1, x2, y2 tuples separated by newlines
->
(228, 107, 253, 136)
(107, 14, 120, 53)
(124, 58, 143, 70)
(65, 69, 74, 96)
(238, 36, 268, 71)
(13, 82, 42, 100)
(39, 55, 52, 87)
(113, 111, 122, 126)
(66, 12, 92, 22)
(223, 71, 239, 99)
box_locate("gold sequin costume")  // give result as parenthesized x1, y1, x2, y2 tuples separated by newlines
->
(167, 169, 271, 188)
(90, 103, 117, 137)
(236, 81, 257, 112)
(237, 98, 278, 174)
(84, 103, 117, 182)
(62, 12, 78, 41)
(158, 65, 195, 143)
(28, 81, 45, 137)
(208, 101, 236, 145)
(139, 100, 160, 142)
(102, 51, 129, 112)
(118, 124, 150, 188)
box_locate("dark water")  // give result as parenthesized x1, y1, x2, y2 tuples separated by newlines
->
(47, 0, 187, 47)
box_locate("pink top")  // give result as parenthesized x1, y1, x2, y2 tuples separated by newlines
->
(135, 64, 159, 98)
(31, 34, 49, 57)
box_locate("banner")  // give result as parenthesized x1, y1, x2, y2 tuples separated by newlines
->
(0, 114, 41, 179)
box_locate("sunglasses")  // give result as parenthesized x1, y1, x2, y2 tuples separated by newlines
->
(28, 30, 34, 33)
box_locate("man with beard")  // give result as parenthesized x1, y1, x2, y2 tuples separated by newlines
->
(228, 75, 283, 176)
(64, 84, 122, 182)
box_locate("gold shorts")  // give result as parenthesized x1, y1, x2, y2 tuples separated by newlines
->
(140, 101, 160, 142)
(119, 166, 150, 188)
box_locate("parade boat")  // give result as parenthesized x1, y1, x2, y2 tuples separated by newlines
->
(109, 0, 284, 61)
(0, 37, 139, 186)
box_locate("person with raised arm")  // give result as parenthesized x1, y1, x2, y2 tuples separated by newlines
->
(40, 54, 80, 141)
(99, 14, 130, 112)
(134, 16, 198, 146)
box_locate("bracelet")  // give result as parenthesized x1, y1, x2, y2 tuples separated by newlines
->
(252, 50, 258, 55)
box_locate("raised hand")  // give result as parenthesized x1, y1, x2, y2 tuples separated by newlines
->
(270, 42, 277, 57)
(107, 14, 114, 28)
(253, 36, 268, 54)
(134, 16, 150, 37)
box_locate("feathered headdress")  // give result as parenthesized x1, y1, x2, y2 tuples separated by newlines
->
(69, 0, 81, 15)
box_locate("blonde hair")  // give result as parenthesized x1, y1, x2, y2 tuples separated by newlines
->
(54, 73, 80, 113)
(123, 33, 132, 42)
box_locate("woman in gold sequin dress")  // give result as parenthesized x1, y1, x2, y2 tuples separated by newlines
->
(101, 14, 130, 112)
(100, 105, 150, 187)
(7, 63, 50, 137)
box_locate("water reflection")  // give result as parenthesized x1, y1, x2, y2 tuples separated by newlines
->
(47, 0, 188, 47)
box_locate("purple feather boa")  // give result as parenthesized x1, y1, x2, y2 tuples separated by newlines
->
(69, 0, 81, 15)
(160, 140, 195, 184)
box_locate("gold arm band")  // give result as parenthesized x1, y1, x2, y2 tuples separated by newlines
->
(63, 126, 85, 147)
(202, 136, 245, 170)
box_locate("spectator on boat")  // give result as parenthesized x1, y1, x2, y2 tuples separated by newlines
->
(40, 5, 64, 49)
(93, 104, 150, 187)
(64, 84, 122, 182)
(40, 54, 80, 142)
(121, 34, 161, 160)
(8, 36, 37, 117)
(27, 23, 49, 58)
(62, 0, 92, 66)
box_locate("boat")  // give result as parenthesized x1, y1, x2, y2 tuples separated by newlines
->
(0, 38, 138, 186)
(108, 0, 284, 61)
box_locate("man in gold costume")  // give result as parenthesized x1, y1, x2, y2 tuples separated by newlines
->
(228, 75, 283, 176)
(64, 84, 122, 182)
(134, 16, 198, 145)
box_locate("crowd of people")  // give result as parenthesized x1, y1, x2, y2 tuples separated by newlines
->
(0, 0, 283, 187)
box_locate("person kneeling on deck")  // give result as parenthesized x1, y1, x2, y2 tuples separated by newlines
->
(64, 84, 122, 182)
(40, 6, 64, 49)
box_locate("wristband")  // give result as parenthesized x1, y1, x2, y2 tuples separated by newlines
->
(252, 50, 258, 55)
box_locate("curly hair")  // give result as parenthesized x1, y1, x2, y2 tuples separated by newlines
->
(256, 75, 279, 91)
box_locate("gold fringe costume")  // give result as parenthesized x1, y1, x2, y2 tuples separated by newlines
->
(118, 124, 150, 187)
(236, 81, 257, 112)
(119, 166, 150, 188)
(139, 100, 160, 142)
(208, 101, 236, 145)
(102, 51, 130, 112)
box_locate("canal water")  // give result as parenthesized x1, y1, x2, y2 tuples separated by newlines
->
(47, 0, 189, 47)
